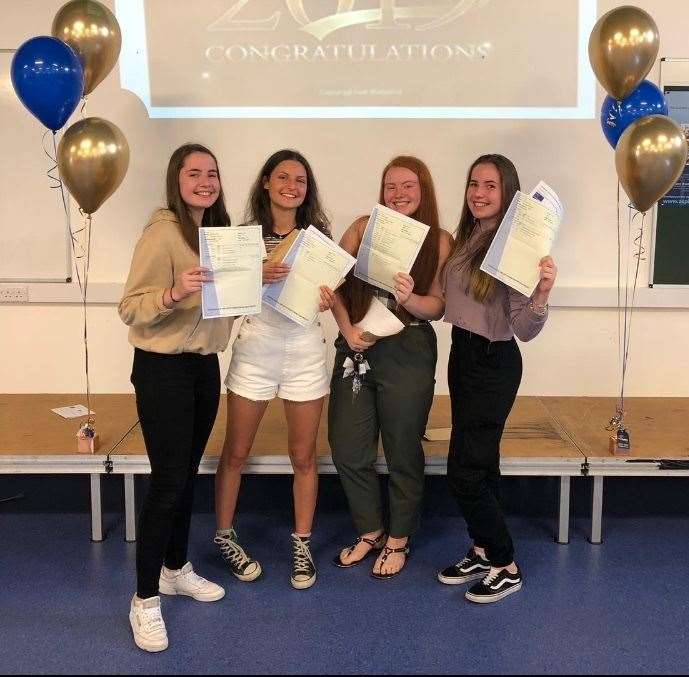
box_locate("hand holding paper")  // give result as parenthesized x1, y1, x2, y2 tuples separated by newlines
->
(535, 255, 558, 295)
(392, 272, 415, 304)
(263, 260, 291, 284)
(263, 226, 356, 326)
(318, 285, 337, 312)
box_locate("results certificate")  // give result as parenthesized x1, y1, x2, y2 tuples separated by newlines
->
(199, 226, 263, 319)
(263, 226, 356, 326)
(480, 182, 563, 296)
(354, 204, 430, 294)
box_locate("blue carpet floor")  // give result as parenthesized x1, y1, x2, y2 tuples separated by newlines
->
(1, 509, 687, 674)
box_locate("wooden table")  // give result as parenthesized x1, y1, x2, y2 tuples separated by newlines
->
(12, 394, 684, 546)
(0, 395, 139, 541)
(110, 395, 585, 544)
(543, 397, 689, 543)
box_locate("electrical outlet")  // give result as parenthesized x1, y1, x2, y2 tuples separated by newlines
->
(0, 285, 29, 303)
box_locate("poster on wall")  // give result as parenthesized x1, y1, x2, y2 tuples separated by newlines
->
(651, 85, 689, 285)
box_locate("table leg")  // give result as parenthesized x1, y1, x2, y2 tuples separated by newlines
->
(557, 475, 571, 544)
(589, 476, 604, 545)
(90, 474, 104, 542)
(124, 474, 136, 542)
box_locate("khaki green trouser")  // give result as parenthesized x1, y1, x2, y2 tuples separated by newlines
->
(328, 323, 437, 538)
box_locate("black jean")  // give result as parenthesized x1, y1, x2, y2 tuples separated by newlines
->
(446, 326, 522, 567)
(131, 348, 220, 599)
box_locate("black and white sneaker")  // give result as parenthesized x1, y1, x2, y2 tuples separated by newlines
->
(437, 548, 491, 585)
(291, 533, 317, 590)
(465, 566, 523, 604)
(214, 528, 262, 582)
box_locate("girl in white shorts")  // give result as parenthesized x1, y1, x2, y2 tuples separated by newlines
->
(214, 149, 334, 590)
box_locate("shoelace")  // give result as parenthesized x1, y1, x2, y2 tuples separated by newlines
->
(457, 551, 487, 570)
(482, 570, 501, 586)
(292, 538, 314, 575)
(456, 555, 472, 569)
(216, 537, 251, 568)
(140, 606, 165, 633)
(180, 568, 208, 588)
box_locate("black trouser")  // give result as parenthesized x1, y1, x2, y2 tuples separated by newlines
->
(447, 326, 522, 567)
(131, 348, 220, 599)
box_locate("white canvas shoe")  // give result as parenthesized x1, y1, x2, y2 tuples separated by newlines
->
(159, 562, 225, 602)
(129, 595, 168, 653)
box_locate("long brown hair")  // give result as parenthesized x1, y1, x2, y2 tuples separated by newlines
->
(340, 156, 441, 324)
(245, 149, 330, 237)
(444, 154, 520, 303)
(165, 143, 231, 253)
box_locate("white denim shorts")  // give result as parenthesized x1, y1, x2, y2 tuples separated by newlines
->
(225, 308, 330, 402)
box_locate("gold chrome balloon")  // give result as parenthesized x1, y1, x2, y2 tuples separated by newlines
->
(52, 0, 121, 96)
(588, 6, 659, 100)
(58, 117, 129, 215)
(615, 115, 688, 213)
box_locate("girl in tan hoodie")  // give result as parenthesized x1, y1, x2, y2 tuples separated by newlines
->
(119, 143, 233, 653)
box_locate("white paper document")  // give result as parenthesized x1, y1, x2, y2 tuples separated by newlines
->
(530, 180, 564, 221)
(480, 182, 563, 296)
(355, 297, 405, 342)
(200, 226, 263, 319)
(263, 226, 356, 326)
(52, 405, 94, 419)
(354, 204, 430, 294)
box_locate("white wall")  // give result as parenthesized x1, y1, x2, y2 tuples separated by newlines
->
(1, 0, 689, 396)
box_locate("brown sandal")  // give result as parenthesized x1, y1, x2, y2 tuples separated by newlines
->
(370, 542, 410, 580)
(332, 532, 386, 568)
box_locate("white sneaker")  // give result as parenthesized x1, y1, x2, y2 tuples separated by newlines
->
(159, 562, 225, 602)
(129, 595, 168, 653)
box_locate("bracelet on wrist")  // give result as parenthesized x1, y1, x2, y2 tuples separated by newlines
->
(528, 299, 548, 316)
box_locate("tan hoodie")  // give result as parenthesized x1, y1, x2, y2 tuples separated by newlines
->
(119, 209, 233, 354)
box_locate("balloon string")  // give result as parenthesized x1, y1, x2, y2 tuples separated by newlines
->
(78, 210, 94, 426)
(621, 211, 646, 406)
(619, 201, 632, 417)
(607, 185, 626, 432)
(67, 206, 93, 426)
(42, 130, 70, 219)
(84, 212, 93, 425)
(609, 207, 646, 432)
(44, 131, 94, 427)
(614, 182, 623, 426)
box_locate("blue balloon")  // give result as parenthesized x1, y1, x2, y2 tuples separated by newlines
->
(11, 36, 84, 132)
(601, 80, 668, 149)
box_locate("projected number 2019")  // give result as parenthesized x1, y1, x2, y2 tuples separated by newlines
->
(207, 0, 485, 40)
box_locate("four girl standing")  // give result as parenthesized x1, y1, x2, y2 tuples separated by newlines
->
(120, 145, 557, 652)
